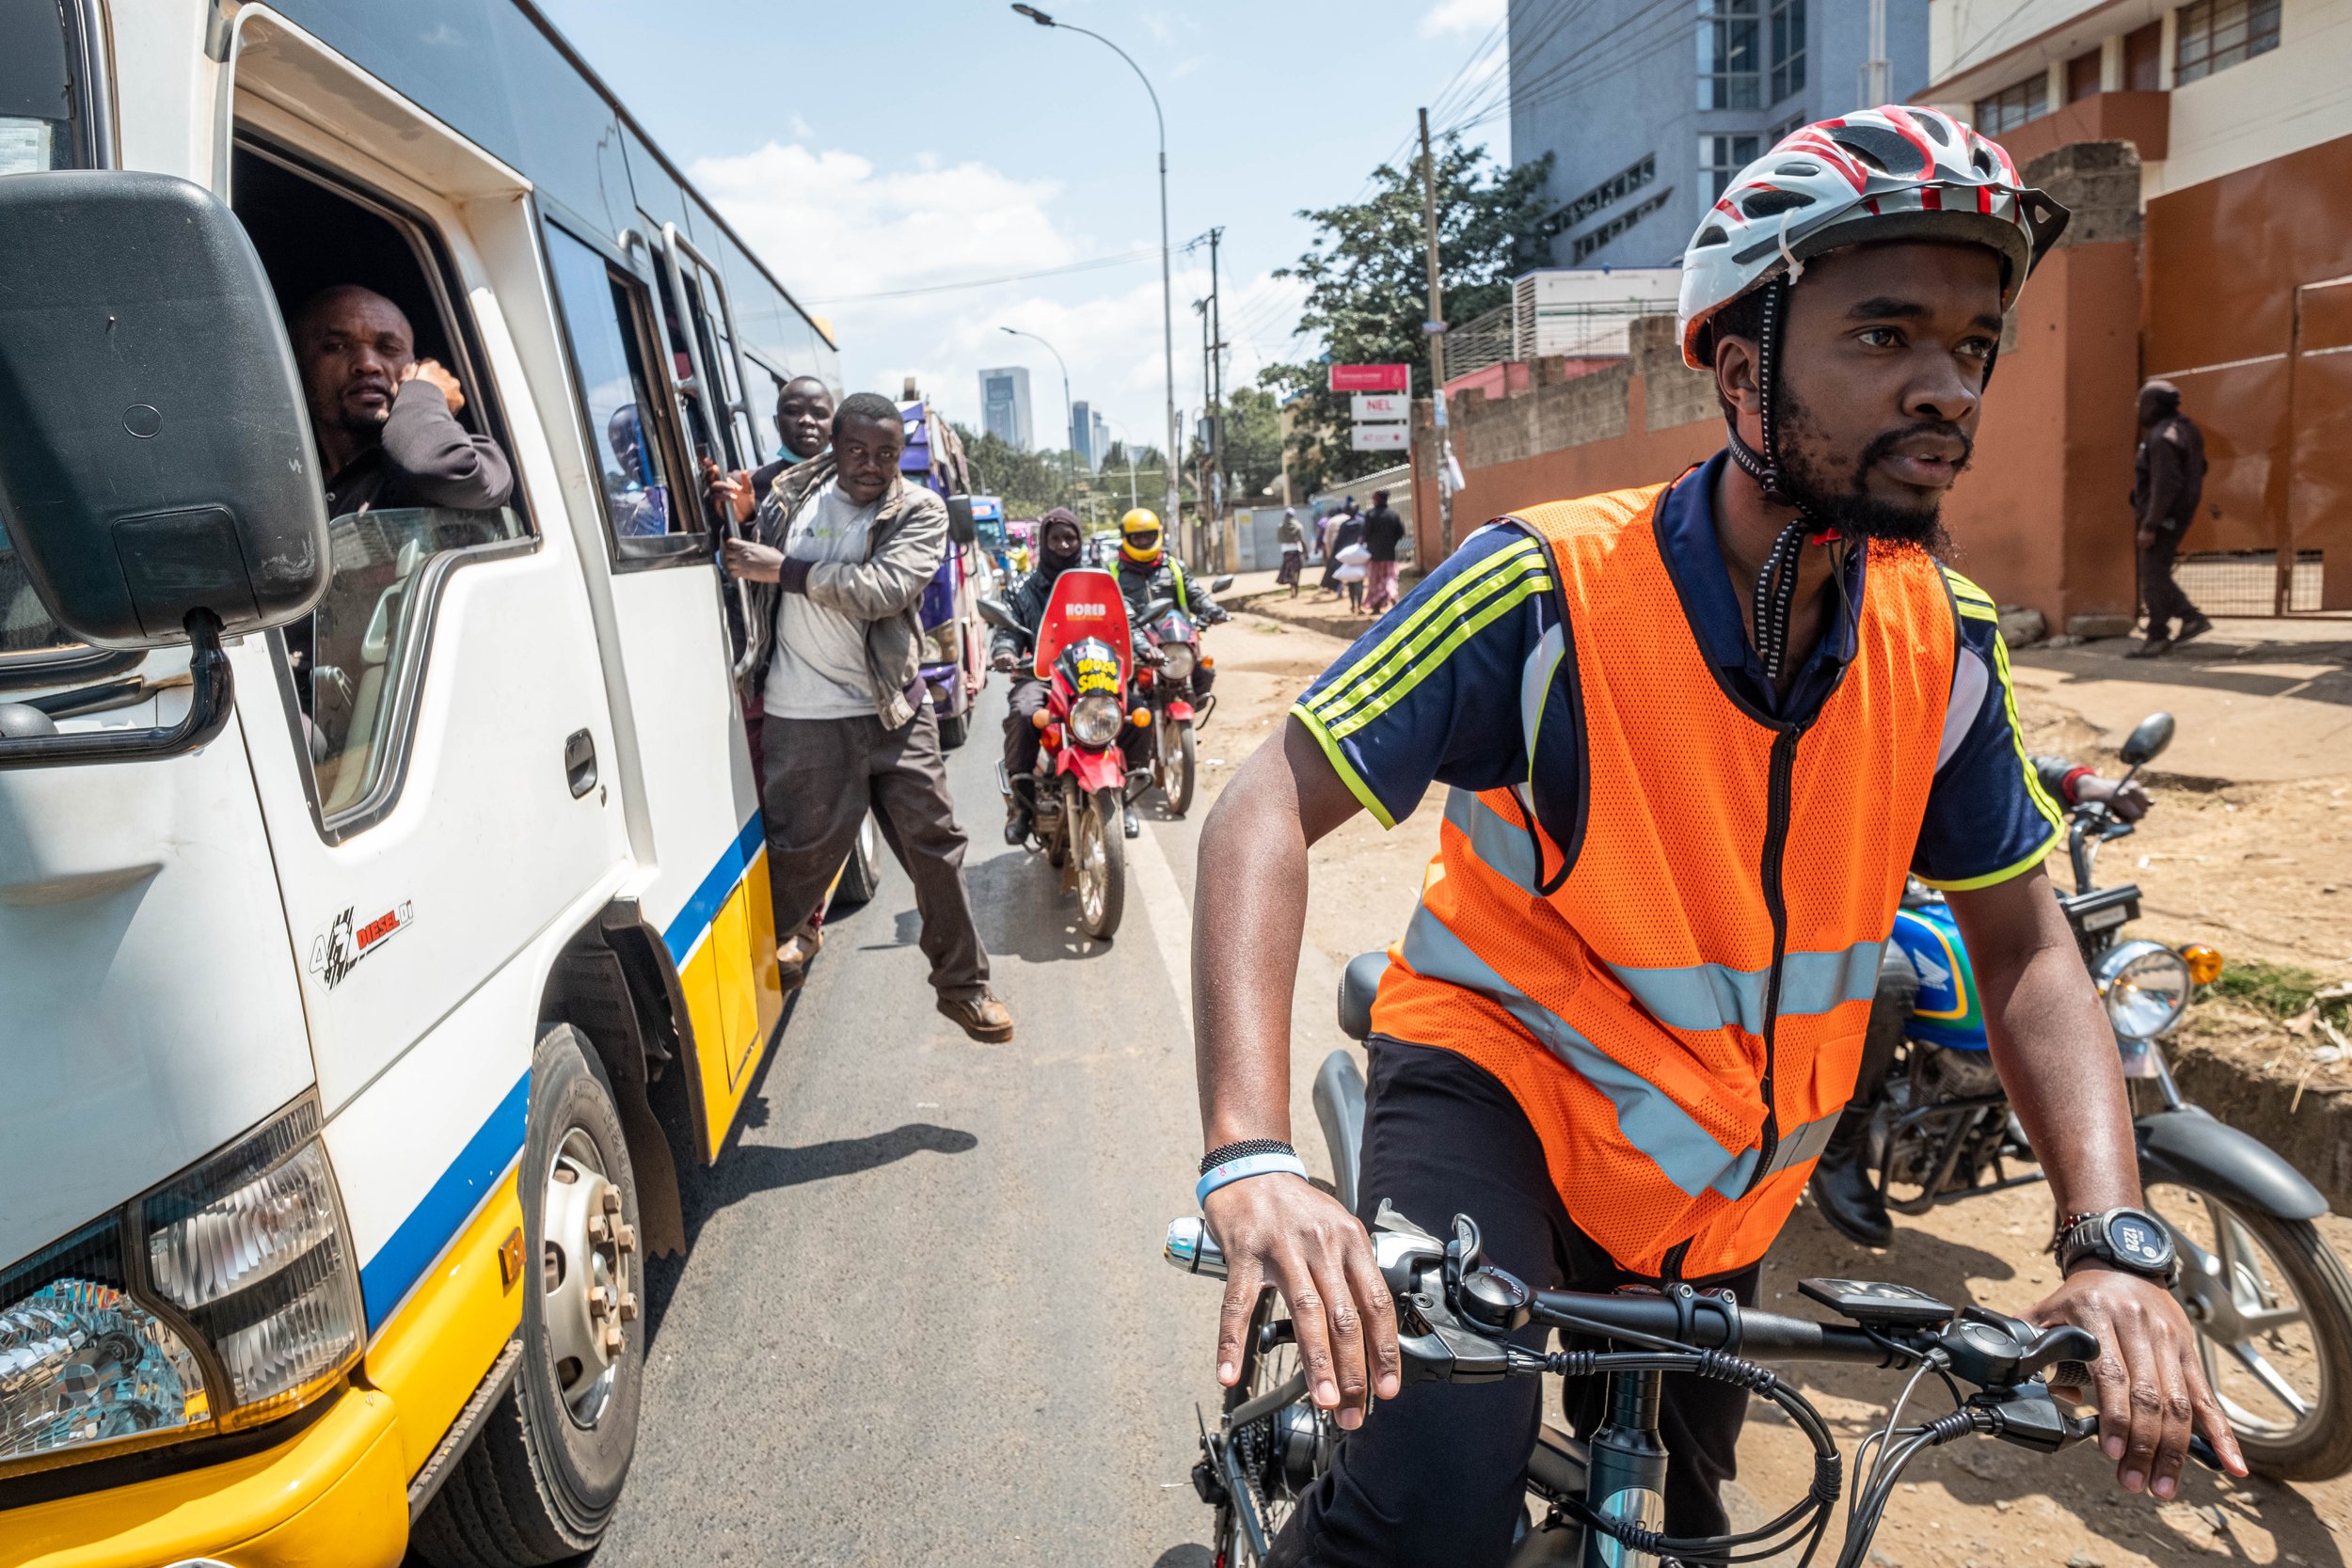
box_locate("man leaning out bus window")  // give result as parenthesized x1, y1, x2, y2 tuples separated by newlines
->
(294, 284, 514, 517)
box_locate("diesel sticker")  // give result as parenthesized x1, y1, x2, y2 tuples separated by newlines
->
(310, 901, 414, 990)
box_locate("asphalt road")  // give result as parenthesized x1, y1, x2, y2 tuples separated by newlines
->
(585, 708, 1248, 1566)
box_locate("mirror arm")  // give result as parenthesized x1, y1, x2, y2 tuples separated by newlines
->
(0, 610, 233, 769)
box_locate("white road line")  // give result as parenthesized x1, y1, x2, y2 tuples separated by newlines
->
(1127, 820, 1194, 1035)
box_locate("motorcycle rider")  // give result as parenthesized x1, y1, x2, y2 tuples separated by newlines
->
(1114, 506, 1228, 684)
(1811, 758, 2152, 1245)
(992, 507, 1089, 845)
(1191, 108, 2243, 1566)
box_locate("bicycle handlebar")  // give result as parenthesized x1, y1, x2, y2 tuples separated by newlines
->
(1168, 1216, 1894, 1371)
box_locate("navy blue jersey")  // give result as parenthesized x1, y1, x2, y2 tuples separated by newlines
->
(1293, 453, 2061, 891)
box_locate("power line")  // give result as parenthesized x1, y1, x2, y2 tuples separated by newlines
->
(806, 247, 1160, 305)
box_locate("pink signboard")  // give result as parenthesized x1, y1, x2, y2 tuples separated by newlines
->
(1327, 363, 1410, 392)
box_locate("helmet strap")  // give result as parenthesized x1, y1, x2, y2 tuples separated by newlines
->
(1724, 276, 1794, 509)
(1722, 276, 1827, 686)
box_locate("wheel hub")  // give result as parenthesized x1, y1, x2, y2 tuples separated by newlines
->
(541, 1128, 637, 1428)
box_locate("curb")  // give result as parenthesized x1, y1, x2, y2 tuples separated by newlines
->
(2167, 1040, 2352, 1212)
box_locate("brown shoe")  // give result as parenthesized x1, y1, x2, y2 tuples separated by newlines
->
(938, 990, 1014, 1042)
(775, 926, 823, 991)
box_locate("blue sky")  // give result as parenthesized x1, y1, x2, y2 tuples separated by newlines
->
(534, 0, 1514, 450)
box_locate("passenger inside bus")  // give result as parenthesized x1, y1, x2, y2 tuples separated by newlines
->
(605, 404, 670, 536)
(231, 145, 526, 816)
(294, 284, 513, 517)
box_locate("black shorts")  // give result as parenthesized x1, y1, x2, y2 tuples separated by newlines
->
(1267, 1037, 1759, 1568)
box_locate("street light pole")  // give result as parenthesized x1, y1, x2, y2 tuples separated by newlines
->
(1010, 7, 1178, 536)
(1001, 325, 1073, 508)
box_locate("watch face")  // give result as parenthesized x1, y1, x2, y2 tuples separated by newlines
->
(2108, 1211, 2172, 1270)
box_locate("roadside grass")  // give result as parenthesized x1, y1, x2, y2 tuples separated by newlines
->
(2200, 954, 2352, 1027)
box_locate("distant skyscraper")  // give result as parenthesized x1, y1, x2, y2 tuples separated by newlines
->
(978, 366, 1033, 451)
(1090, 411, 1109, 473)
(1070, 399, 1095, 468)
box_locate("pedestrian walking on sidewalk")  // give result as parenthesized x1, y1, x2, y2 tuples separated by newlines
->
(724, 391, 1013, 1043)
(1276, 507, 1305, 596)
(1361, 488, 1405, 613)
(2128, 379, 2211, 659)
(1319, 499, 1363, 600)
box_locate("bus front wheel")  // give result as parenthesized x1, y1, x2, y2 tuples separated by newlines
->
(411, 1025, 645, 1566)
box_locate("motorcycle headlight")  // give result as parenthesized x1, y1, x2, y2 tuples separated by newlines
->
(2094, 940, 2192, 1041)
(1070, 692, 1124, 748)
(1160, 642, 1196, 680)
(0, 1098, 361, 1476)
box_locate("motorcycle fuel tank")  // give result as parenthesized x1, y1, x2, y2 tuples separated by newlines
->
(1889, 901, 1990, 1052)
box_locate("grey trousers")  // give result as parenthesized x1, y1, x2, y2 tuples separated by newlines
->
(761, 707, 990, 1001)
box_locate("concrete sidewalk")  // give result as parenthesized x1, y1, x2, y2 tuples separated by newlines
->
(2010, 618, 2352, 783)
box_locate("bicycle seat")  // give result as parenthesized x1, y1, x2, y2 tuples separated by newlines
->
(1337, 950, 1386, 1041)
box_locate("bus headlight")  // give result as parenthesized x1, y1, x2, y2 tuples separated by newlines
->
(1159, 642, 1196, 680)
(0, 1096, 360, 1475)
(1069, 692, 1124, 748)
(1, 1222, 210, 1466)
(925, 624, 961, 665)
(2094, 940, 2192, 1041)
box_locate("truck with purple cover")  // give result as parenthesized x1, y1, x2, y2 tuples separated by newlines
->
(896, 397, 989, 748)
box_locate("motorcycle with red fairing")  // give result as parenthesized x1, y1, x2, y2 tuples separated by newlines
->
(980, 569, 1137, 939)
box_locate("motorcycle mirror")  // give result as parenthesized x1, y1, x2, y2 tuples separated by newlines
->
(1210, 574, 1234, 593)
(2119, 711, 2175, 768)
(977, 597, 1022, 636)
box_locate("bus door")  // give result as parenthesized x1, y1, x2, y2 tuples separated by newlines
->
(546, 218, 777, 1160)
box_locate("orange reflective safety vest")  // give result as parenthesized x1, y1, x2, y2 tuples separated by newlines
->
(1370, 483, 1960, 1278)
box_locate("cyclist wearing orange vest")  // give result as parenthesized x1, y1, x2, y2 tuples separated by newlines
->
(1192, 108, 2243, 1564)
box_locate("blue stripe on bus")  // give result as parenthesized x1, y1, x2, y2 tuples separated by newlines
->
(359, 1069, 532, 1335)
(660, 814, 767, 966)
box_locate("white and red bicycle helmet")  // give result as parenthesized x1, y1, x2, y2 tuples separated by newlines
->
(1677, 104, 2068, 371)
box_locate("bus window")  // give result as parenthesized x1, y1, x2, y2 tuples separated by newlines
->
(230, 142, 531, 832)
(545, 226, 694, 554)
(0, 0, 86, 174)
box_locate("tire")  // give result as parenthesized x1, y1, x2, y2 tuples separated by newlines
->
(938, 708, 969, 750)
(411, 1026, 645, 1566)
(1074, 785, 1125, 940)
(2145, 1179, 2352, 1480)
(1161, 717, 1197, 817)
(1215, 1290, 1331, 1564)
(831, 810, 883, 911)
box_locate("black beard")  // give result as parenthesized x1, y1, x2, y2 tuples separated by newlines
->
(1775, 387, 1967, 556)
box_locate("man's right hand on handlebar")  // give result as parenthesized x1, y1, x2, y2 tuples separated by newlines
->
(1204, 1175, 1401, 1429)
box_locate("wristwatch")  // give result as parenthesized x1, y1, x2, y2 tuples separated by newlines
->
(2056, 1207, 2179, 1285)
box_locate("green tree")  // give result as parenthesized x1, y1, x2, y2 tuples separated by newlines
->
(954, 422, 1062, 517)
(1263, 135, 1552, 495)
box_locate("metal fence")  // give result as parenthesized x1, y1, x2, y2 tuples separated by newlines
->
(2174, 549, 2326, 616)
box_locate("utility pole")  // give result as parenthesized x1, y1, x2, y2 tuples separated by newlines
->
(1195, 297, 1213, 562)
(1208, 225, 1227, 572)
(1419, 106, 1454, 559)
(1862, 0, 1889, 104)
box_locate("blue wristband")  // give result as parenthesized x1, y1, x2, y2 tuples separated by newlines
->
(1195, 1150, 1310, 1206)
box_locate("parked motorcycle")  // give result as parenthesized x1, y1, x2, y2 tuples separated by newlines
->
(1868, 711, 2352, 1480)
(1133, 574, 1232, 817)
(978, 569, 1137, 940)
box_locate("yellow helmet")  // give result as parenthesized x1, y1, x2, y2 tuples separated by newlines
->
(1120, 507, 1164, 564)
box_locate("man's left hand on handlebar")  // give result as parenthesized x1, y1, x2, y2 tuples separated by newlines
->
(2031, 1265, 2246, 1495)
(2075, 774, 2150, 822)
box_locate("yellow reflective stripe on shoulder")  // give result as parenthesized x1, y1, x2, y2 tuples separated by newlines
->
(1990, 627, 2067, 831)
(1914, 821, 2062, 892)
(1306, 541, 1550, 735)
(1290, 701, 1397, 829)
(1944, 567, 1998, 608)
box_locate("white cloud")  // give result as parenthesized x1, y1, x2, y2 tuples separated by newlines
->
(693, 138, 1230, 443)
(689, 141, 1077, 306)
(1420, 0, 1504, 36)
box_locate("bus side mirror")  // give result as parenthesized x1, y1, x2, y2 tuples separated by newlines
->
(946, 495, 977, 546)
(0, 172, 327, 768)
